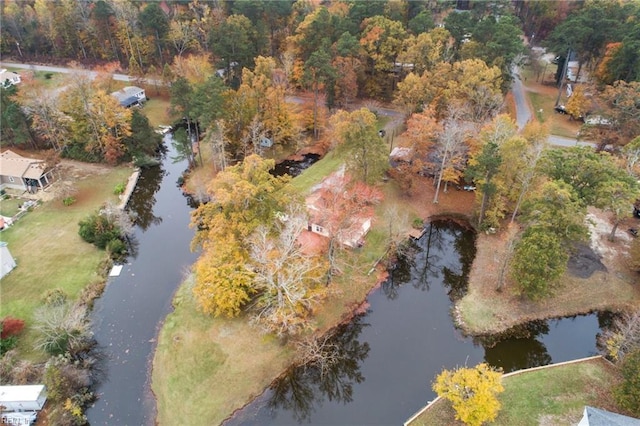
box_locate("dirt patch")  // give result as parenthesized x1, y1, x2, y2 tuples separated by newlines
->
(567, 242, 607, 278)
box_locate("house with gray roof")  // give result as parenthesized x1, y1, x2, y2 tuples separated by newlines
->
(110, 86, 146, 108)
(578, 406, 640, 426)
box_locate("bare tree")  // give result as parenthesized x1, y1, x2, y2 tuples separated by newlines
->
(599, 310, 640, 362)
(249, 205, 325, 336)
(433, 114, 471, 204)
(34, 303, 92, 357)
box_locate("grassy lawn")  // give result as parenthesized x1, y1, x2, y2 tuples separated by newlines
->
(0, 196, 22, 217)
(287, 150, 345, 194)
(6, 67, 65, 88)
(152, 276, 295, 426)
(408, 357, 621, 426)
(0, 166, 132, 360)
(522, 69, 582, 139)
(142, 97, 175, 128)
(457, 209, 640, 335)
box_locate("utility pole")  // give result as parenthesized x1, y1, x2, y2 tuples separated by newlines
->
(555, 48, 571, 107)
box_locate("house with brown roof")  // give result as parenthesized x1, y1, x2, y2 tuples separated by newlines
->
(305, 167, 376, 249)
(0, 150, 54, 193)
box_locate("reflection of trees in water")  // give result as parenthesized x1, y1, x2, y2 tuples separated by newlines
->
(442, 224, 476, 301)
(382, 240, 416, 300)
(478, 320, 552, 373)
(267, 315, 370, 423)
(411, 222, 445, 291)
(126, 164, 165, 231)
(383, 221, 476, 300)
(123, 234, 140, 259)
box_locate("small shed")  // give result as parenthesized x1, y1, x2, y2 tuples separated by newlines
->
(0, 242, 17, 279)
(578, 406, 640, 426)
(0, 385, 47, 412)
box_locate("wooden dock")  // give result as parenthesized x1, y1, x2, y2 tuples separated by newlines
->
(117, 168, 141, 210)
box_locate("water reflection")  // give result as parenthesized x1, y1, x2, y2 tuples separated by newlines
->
(226, 219, 603, 425)
(482, 320, 553, 373)
(383, 221, 475, 301)
(126, 156, 165, 232)
(266, 316, 370, 423)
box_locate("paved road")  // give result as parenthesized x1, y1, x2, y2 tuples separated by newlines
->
(512, 67, 532, 130)
(1, 61, 134, 82)
(510, 66, 595, 148)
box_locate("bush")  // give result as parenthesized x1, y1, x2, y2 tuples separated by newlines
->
(1, 317, 25, 339)
(113, 183, 126, 195)
(34, 304, 91, 357)
(78, 213, 122, 249)
(106, 238, 127, 260)
(44, 356, 94, 426)
(433, 363, 504, 426)
(0, 317, 25, 356)
(63, 197, 76, 206)
(614, 349, 640, 417)
(0, 336, 18, 355)
(42, 289, 69, 306)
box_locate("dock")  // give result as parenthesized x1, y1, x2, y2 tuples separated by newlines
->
(117, 168, 141, 210)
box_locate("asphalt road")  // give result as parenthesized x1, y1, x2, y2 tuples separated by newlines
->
(511, 65, 595, 148)
(1, 61, 134, 82)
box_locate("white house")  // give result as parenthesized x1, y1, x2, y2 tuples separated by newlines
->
(111, 86, 146, 108)
(0, 69, 21, 88)
(0, 385, 47, 412)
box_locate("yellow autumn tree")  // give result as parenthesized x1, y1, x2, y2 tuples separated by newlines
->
(566, 85, 589, 121)
(191, 155, 292, 317)
(433, 363, 504, 426)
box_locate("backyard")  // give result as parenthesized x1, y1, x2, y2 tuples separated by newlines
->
(408, 357, 623, 425)
(0, 160, 132, 359)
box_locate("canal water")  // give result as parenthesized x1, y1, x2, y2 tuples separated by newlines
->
(225, 220, 602, 425)
(86, 135, 198, 425)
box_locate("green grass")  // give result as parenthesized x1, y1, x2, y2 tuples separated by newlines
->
(528, 92, 547, 123)
(287, 150, 345, 194)
(152, 276, 295, 425)
(141, 97, 175, 128)
(409, 357, 621, 426)
(6, 67, 64, 88)
(0, 196, 22, 217)
(0, 166, 132, 360)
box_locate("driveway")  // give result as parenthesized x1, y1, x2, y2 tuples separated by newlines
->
(510, 66, 595, 148)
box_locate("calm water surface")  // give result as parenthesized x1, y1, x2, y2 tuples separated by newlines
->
(226, 221, 602, 425)
(86, 135, 198, 426)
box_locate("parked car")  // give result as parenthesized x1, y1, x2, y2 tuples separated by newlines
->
(554, 105, 568, 114)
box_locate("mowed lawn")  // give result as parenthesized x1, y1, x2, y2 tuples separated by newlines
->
(0, 166, 132, 359)
(408, 357, 622, 426)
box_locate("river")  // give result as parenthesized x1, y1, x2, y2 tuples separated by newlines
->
(86, 147, 604, 425)
(86, 135, 198, 425)
(225, 220, 603, 425)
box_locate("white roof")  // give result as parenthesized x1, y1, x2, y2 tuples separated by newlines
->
(0, 385, 45, 403)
